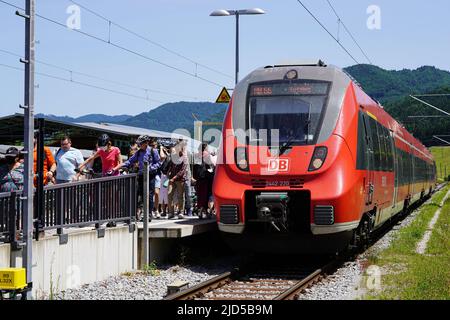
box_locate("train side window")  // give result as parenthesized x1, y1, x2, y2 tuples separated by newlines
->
(413, 155, 418, 183)
(356, 111, 368, 170)
(399, 149, 402, 185)
(400, 149, 406, 185)
(418, 157, 422, 182)
(377, 123, 384, 171)
(378, 124, 388, 172)
(369, 118, 381, 171)
(422, 159, 426, 182)
(398, 148, 402, 185)
(387, 130, 394, 172)
(404, 150, 409, 185)
(408, 150, 413, 183)
(405, 151, 409, 184)
(362, 112, 374, 171)
(398, 148, 403, 185)
(415, 156, 419, 183)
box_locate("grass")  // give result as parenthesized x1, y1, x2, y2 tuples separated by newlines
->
(364, 184, 450, 300)
(427, 196, 450, 257)
(142, 261, 161, 276)
(430, 146, 450, 182)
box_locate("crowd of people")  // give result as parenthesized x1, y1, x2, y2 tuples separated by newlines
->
(0, 133, 217, 221)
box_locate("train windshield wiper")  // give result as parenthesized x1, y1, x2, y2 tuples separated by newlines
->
(279, 136, 295, 154)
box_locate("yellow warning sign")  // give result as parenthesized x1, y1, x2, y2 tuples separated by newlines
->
(215, 87, 231, 103)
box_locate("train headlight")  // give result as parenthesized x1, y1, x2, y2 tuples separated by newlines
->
(235, 147, 249, 171)
(308, 146, 328, 171)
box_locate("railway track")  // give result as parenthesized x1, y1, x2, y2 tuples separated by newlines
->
(164, 259, 340, 300)
(165, 187, 444, 301)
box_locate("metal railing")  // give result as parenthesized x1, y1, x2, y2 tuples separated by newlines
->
(0, 174, 138, 243)
(0, 191, 23, 244)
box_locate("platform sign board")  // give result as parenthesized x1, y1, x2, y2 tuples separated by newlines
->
(215, 87, 231, 104)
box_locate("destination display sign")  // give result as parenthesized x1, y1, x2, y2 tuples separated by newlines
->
(249, 82, 329, 96)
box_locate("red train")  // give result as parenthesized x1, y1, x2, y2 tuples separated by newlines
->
(213, 60, 436, 254)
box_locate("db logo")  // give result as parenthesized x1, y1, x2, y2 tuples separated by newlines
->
(268, 158, 289, 172)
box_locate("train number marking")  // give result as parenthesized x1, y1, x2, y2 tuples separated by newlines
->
(268, 158, 289, 172)
(266, 181, 290, 187)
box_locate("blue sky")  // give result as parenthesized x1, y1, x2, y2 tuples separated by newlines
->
(0, 0, 449, 117)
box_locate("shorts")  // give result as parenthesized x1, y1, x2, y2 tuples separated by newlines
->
(155, 174, 161, 189)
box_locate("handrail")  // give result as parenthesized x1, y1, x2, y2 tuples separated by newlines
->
(43, 173, 138, 190)
(0, 174, 138, 243)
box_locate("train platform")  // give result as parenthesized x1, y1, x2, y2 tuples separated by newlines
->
(137, 216, 218, 264)
(17, 216, 219, 268)
(137, 215, 217, 238)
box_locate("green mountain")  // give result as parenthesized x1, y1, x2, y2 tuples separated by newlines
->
(35, 65, 449, 147)
(198, 65, 450, 134)
(344, 65, 450, 146)
(343, 64, 450, 104)
(36, 113, 132, 123)
(121, 101, 227, 134)
(382, 86, 450, 146)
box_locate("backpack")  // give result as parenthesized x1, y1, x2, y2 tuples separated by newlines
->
(193, 162, 208, 180)
(160, 155, 171, 175)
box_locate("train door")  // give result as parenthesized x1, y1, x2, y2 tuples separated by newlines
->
(391, 131, 398, 207)
(362, 113, 375, 205)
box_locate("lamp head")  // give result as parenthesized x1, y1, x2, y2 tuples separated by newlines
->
(240, 8, 265, 15)
(210, 9, 231, 16)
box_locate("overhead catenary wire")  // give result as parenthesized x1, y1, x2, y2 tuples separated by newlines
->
(0, 62, 164, 103)
(413, 94, 450, 97)
(410, 95, 450, 116)
(69, 0, 234, 80)
(294, 0, 360, 65)
(0, 0, 228, 88)
(325, 0, 373, 64)
(0, 48, 200, 100)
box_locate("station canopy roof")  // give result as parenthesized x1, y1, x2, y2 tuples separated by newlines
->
(0, 114, 203, 155)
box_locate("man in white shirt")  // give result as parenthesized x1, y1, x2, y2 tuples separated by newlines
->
(54, 136, 84, 184)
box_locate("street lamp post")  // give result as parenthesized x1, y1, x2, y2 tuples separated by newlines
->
(210, 8, 265, 85)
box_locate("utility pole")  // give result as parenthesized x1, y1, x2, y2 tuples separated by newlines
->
(142, 162, 149, 269)
(235, 12, 239, 85)
(16, 0, 35, 299)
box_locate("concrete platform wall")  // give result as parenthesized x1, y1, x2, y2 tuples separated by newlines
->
(0, 226, 137, 298)
(0, 243, 10, 268)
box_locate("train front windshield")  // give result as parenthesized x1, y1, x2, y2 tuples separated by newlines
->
(248, 81, 330, 146)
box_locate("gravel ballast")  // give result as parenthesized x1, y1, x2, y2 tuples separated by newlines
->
(298, 198, 431, 300)
(41, 197, 434, 300)
(50, 264, 229, 300)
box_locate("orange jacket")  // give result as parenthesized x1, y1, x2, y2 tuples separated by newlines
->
(33, 146, 56, 186)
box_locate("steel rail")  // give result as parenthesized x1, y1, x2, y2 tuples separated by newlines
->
(164, 260, 339, 301)
(273, 259, 340, 300)
(164, 271, 235, 300)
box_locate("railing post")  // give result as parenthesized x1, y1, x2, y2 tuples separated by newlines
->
(95, 180, 101, 229)
(127, 176, 132, 224)
(128, 175, 136, 233)
(56, 189, 64, 235)
(56, 188, 68, 245)
(8, 192, 18, 249)
(134, 175, 138, 219)
(142, 162, 149, 269)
